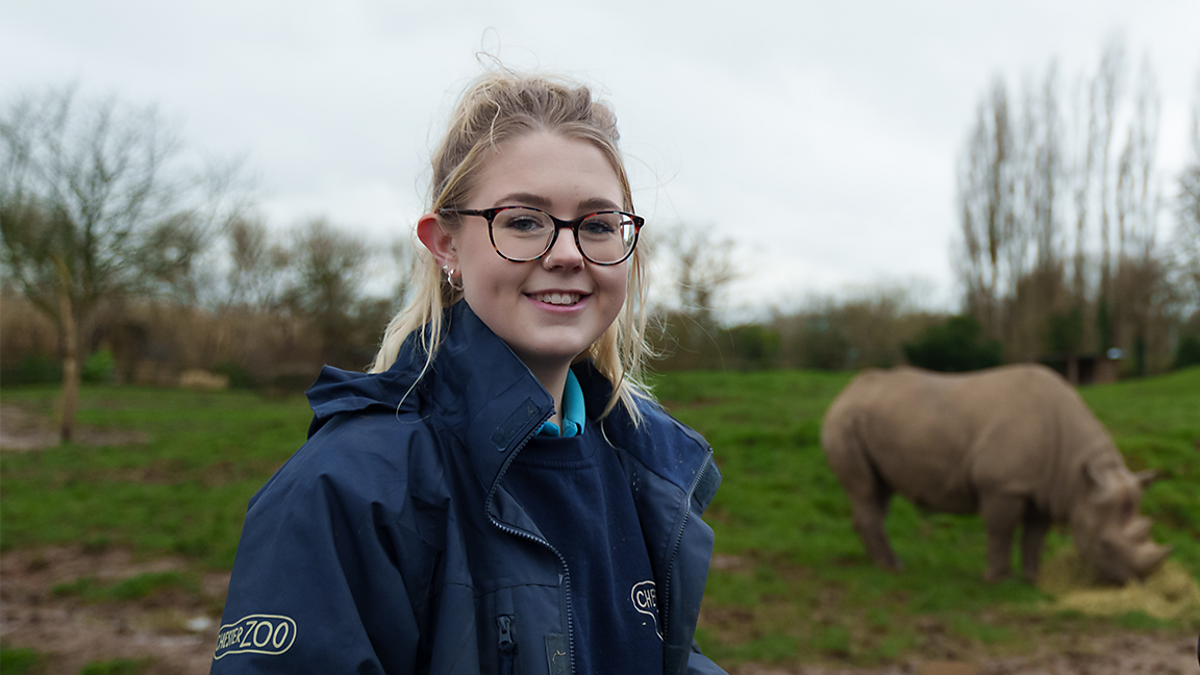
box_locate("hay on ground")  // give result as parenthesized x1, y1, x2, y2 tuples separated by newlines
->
(1037, 544, 1200, 621)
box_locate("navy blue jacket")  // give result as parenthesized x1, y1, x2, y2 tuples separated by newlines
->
(211, 302, 725, 674)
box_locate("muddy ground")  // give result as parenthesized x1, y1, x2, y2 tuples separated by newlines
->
(1, 547, 222, 674)
(2, 544, 1196, 675)
(0, 404, 148, 452)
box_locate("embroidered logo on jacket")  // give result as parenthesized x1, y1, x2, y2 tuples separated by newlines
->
(213, 614, 297, 659)
(630, 580, 663, 640)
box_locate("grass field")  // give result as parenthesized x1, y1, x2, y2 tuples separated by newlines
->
(2, 367, 1198, 669)
(0, 387, 312, 570)
(654, 367, 1200, 665)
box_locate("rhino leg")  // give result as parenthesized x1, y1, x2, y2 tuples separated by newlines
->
(849, 481, 903, 572)
(980, 493, 1024, 583)
(831, 462, 902, 571)
(1020, 505, 1051, 583)
(824, 422, 902, 571)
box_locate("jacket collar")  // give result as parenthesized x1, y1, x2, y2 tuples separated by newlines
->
(425, 302, 556, 486)
(305, 300, 715, 507)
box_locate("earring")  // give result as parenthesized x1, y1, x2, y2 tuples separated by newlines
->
(444, 265, 463, 292)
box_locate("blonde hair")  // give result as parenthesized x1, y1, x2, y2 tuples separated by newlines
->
(370, 70, 653, 422)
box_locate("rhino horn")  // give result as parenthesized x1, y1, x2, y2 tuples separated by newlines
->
(1132, 541, 1172, 579)
(1124, 516, 1153, 541)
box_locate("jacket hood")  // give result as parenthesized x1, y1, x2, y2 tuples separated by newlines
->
(305, 360, 421, 432)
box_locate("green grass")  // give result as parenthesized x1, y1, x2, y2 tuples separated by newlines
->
(653, 366, 1200, 666)
(0, 646, 45, 675)
(2, 368, 1198, 668)
(0, 385, 311, 568)
(51, 570, 199, 603)
(78, 658, 152, 675)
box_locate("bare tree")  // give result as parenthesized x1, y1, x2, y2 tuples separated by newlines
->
(1172, 72, 1200, 318)
(658, 223, 737, 330)
(955, 77, 1015, 343)
(223, 215, 290, 310)
(1068, 69, 1097, 309)
(643, 223, 739, 369)
(952, 37, 1183, 373)
(1003, 66, 1070, 360)
(282, 217, 369, 365)
(388, 234, 418, 308)
(1093, 38, 1126, 350)
(0, 86, 240, 442)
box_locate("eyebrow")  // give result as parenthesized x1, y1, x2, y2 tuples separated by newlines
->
(493, 192, 623, 213)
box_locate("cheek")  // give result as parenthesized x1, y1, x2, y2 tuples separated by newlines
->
(599, 268, 629, 313)
(457, 241, 510, 293)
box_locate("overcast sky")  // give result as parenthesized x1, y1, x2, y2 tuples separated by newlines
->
(3, 0, 1198, 318)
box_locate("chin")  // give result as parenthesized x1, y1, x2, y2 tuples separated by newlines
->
(512, 336, 592, 367)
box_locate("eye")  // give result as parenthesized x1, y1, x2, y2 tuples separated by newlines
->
(506, 216, 543, 232)
(496, 208, 550, 235)
(1119, 498, 1135, 522)
(580, 214, 619, 236)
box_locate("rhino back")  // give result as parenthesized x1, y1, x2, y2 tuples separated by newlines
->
(823, 365, 1111, 517)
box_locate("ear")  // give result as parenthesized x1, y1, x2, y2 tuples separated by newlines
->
(1133, 469, 1161, 489)
(1083, 457, 1106, 488)
(417, 212, 457, 268)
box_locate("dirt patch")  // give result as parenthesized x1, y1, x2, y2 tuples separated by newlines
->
(703, 556, 1198, 675)
(727, 631, 1199, 674)
(0, 404, 148, 452)
(2, 547, 1196, 674)
(0, 546, 228, 674)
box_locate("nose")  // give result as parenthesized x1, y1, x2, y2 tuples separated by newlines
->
(543, 225, 584, 269)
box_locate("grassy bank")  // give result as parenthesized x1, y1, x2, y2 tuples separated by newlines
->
(654, 367, 1200, 665)
(0, 385, 312, 569)
(2, 367, 1197, 668)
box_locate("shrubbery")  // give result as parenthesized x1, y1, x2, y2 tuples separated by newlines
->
(902, 315, 1003, 372)
(213, 361, 257, 389)
(1174, 334, 1200, 370)
(3, 354, 61, 385)
(82, 349, 116, 384)
(727, 324, 782, 370)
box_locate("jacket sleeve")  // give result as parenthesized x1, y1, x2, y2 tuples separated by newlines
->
(211, 423, 440, 674)
(686, 639, 728, 674)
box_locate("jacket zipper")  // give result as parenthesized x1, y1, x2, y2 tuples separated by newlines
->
(658, 449, 715, 642)
(497, 614, 516, 675)
(497, 615, 516, 649)
(484, 413, 578, 675)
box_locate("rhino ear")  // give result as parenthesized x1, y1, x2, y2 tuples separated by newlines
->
(1083, 458, 1107, 489)
(1133, 469, 1161, 488)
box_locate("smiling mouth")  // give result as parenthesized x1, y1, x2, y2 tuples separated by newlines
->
(532, 292, 583, 306)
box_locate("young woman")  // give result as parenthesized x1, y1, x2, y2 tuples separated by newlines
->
(211, 70, 725, 675)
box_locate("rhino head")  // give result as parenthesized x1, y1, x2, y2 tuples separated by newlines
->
(1070, 459, 1171, 585)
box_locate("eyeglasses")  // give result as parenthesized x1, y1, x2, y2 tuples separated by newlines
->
(439, 206, 644, 266)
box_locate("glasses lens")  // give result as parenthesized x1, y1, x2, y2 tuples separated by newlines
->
(577, 212, 638, 264)
(489, 207, 639, 264)
(491, 207, 554, 260)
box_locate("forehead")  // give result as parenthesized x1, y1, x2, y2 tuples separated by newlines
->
(471, 131, 624, 207)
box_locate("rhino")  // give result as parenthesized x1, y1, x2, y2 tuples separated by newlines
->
(820, 364, 1170, 584)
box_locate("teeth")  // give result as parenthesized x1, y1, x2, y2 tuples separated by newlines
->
(535, 293, 581, 305)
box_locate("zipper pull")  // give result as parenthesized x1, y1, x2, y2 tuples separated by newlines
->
(497, 615, 516, 652)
